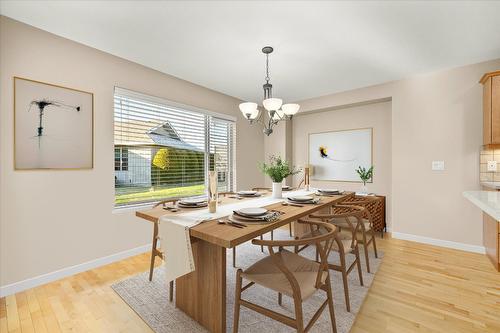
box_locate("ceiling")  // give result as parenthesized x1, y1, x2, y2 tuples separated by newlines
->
(1, 1, 500, 103)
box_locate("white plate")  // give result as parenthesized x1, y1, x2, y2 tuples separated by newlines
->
(237, 190, 258, 196)
(318, 189, 339, 193)
(237, 207, 268, 216)
(180, 197, 207, 204)
(288, 195, 314, 202)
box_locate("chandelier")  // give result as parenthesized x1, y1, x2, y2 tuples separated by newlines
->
(239, 46, 300, 136)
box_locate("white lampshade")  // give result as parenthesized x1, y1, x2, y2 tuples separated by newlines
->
(263, 98, 283, 111)
(239, 102, 258, 117)
(249, 108, 260, 120)
(282, 103, 300, 116)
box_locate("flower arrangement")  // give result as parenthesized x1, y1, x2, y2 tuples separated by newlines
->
(356, 165, 374, 185)
(260, 155, 301, 183)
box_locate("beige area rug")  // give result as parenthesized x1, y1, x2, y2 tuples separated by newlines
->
(112, 229, 382, 332)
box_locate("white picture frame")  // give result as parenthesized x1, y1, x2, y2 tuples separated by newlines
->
(308, 128, 372, 182)
(14, 77, 94, 170)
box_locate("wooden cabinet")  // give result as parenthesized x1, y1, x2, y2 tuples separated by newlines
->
(483, 212, 500, 271)
(481, 71, 500, 145)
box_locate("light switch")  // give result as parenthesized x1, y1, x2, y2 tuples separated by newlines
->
(487, 160, 498, 172)
(431, 161, 445, 171)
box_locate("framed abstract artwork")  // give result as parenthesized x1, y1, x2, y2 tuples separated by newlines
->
(14, 77, 94, 170)
(308, 128, 372, 182)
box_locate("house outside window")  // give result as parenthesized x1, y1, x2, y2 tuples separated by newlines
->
(113, 87, 236, 207)
(114, 147, 128, 171)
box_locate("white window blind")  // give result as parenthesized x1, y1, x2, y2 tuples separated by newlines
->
(114, 88, 236, 207)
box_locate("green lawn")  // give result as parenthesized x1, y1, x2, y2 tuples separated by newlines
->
(115, 184, 205, 206)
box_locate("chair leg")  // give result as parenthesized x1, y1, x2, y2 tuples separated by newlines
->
(278, 292, 282, 306)
(271, 230, 274, 240)
(169, 281, 174, 302)
(361, 229, 371, 273)
(233, 269, 243, 333)
(324, 275, 338, 333)
(233, 247, 237, 268)
(371, 231, 379, 258)
(149, 223, 158, 282)
(293, 295, 305, 333)
(339, 254, 350, 312)
(289, 222, 293, 237)
(260, 235, 264, 252)
(355, 244, 364, 286)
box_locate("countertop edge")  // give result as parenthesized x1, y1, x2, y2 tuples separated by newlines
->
(463, 191, 500, 221)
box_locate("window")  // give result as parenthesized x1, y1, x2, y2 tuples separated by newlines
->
(114, 88, 236, 207)
(114, 147, 128, 171)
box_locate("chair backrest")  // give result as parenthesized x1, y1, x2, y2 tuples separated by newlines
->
(252, 219, 336, 292)
(153, 198, 179, 208)
(339, 195, 382, 227)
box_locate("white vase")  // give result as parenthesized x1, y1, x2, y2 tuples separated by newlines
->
(272, 182, 282, 199)
(359, 183, 368, 195)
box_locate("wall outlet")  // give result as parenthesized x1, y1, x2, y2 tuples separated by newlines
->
(431, 161, 445, 171)
(487, 160, 498, 172)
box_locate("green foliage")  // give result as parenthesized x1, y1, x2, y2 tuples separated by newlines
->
(260, 155, 301, 183)
(152, 148, 170, 170)
(356, 165, 374, 185)
(151, 147, 207, 186)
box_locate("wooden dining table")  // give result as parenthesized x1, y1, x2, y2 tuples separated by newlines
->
(136, 191, 352, 333)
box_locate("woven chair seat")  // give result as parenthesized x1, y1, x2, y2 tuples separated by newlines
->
(330, 217, 371, 231)
(241, 249, 328, 300)
(300, 229, 355, 254)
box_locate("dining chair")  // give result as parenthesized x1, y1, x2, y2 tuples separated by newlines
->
(312, 201, 378, 273)
(298, 206, 364, 312)
(233, 219, 337, 333)
(337, 197, 379, 273)
(150, 198, 179, 302)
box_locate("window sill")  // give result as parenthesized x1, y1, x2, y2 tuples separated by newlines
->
(112, 202, 155, 214)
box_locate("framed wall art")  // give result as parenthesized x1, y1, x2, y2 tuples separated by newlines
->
(14, 77, 93, 170)
(308, 127, 372, 182)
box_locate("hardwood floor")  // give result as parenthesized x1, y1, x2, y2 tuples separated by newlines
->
(1, 234, 499, 333)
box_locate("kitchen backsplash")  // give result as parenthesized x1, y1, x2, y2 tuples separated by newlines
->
(480, 147, 500, 182)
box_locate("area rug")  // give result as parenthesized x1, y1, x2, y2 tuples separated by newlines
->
(112, 229, 382, 332)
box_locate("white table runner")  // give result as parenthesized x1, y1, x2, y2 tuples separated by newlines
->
(158, 189, 314, 283)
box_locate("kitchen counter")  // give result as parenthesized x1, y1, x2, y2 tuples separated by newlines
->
(481, 182, 500, 190)
(463, 191, 500, 221)
(464, 191, 500, 271)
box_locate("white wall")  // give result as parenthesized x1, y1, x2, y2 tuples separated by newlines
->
(0, 16, 264, 289)
(292, 101, 392, 228)
(293, 58, 500, 249)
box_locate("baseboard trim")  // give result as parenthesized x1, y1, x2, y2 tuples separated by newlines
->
(392, 232, 485, 254)
(0, 244, 151, 297)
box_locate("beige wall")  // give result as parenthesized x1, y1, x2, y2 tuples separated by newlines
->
(0, 16, 264, 287)
(292, 101, 392, 228)
(293, 58, 500, 248)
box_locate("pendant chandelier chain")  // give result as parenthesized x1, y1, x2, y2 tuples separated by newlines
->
(265, 53, 270, 83)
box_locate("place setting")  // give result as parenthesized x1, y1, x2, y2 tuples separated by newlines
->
(163, 197, 208, 212)
(283, 195, 321, 207)
(315, 188, 345, 196)
(224, 207, 282, 225)
(229, 190, 263, 200)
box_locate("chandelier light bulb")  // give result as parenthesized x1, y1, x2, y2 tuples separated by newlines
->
(263, 98, 283, 111)
(282, 103, 300, 116)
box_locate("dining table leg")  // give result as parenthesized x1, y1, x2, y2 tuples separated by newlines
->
(175, 239, 227, 333)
